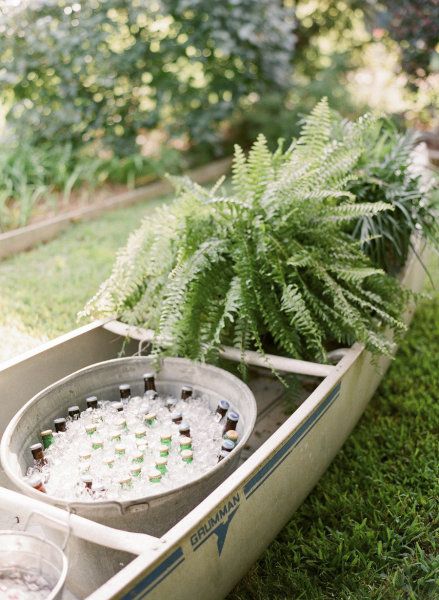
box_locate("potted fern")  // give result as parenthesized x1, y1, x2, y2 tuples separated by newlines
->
(81, 100, 436, 370)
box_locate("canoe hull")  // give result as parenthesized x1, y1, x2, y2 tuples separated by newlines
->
(0, 243, 428, 600)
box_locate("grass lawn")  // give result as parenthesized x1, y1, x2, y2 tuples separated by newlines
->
(0, 201, 437, 599)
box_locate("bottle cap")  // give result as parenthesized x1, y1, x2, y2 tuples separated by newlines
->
(179, 422, 190, 433)
(85, 424, 96, 435)
(171, 411, 182, 421)
(103, 457, 114, 466)
(224, 430, 239, 442)
(179, 436, 192, 446)
(222, 439, 235, 452)
(68, 405, 80, 412)
(30, 443, 43, 452)
(227, 411, 239, 422)
(115, 445, 126, 455)
(143, 372, 155, 380)
(81, 476, 93, 488)
(145, 412, 156, 422)
(79, 451, 92, 461)
(218, 400, 230, 411)
(148, 469, 162, 481)
(92, 438, 104, 449)
(41, 429, 53, 437)
(131, 452, 144, 463)
(131, 466, 142, 477)
(159, 444, 169, 455)
(110, 431, 121, 441)
(135, 428, 147, 438)
(119, 384, 130, 391)
(156, 458, 167, 467)
(160, 431, 172, 440)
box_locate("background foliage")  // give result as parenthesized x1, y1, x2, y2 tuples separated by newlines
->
(0, 0, 295, 154)
(0, 0, 437, 231)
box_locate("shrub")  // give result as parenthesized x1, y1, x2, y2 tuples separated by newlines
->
(0, 0, 295, 155)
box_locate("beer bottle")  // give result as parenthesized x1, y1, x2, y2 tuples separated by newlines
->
(81, 476, 93, 490)
(131, 466, 142, 478)
(143, 372, 156, 392)
(119, 384, 131, 400)
(155, 458, 168, 474)
(68, 405, 80, 420)
(119, 476, 132, 490)
(148, 469, 162, 483)
(144, 412, 157, 427)
(178, 422, 190, 437)
(221, 439, 235, 453)
(223, 411, 239, 434)
(215, 400, 230, 422)
(41, 429, 54, 449)
(131, 452, 144, 464)
(92, 438, 104, 451)
(110, 431, 122, 443)
(159, 444, 169, 457)
(30, 443, 46, 466)
(29, 474, 46, 493)
(135, 427, 147, 439)
(181, 385, 193, 400)
(54, 417, 66, 433)
(115, 444, 126, 457)
(160, 431, 172, 447)
(86, 396, 98, 410)
(179, 436, 192, 451)
(165, 397, 177, 411)
(171, 411, 183, 425)
(181, 449, 193, 464)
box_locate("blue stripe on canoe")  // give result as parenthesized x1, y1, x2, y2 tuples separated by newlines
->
(244, 383, 341, 499)
(122, 547, 184, 600)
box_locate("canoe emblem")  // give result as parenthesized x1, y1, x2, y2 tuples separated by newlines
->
(190, 493, 240, 556)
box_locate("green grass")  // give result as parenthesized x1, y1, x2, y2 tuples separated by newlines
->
(0, 194, 171, 341)
(0, 203, 437, 599)
(229, 257, 439, 600)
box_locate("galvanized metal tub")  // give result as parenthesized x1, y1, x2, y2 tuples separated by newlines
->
(1, 356, 257, 537)
(0, 530, 68, 600)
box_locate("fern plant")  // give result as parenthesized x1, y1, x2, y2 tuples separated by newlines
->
(82, 100, 408, 366)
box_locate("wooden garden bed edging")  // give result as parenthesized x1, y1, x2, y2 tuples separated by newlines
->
(0, 157, 232, 261)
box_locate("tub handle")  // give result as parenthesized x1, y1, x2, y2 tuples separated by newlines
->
(124, 498, 150, 514)
(24, 509, 71, 550)
(67, 499, 125, 516)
